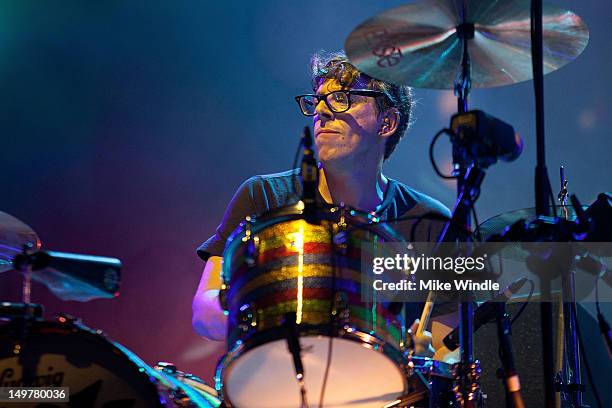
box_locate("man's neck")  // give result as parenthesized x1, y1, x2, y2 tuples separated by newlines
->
(317, 163, 388, 212)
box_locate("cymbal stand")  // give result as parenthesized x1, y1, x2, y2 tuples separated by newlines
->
(4, 244, 41, 320)
(420, 8, 482, 405)
(438, 7, 526, 407)
(531, 1, 556, 406)
(556, 168, 586, 407)
(437, 163, 484, 408)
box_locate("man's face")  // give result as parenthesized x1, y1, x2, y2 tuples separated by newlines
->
(313, 79, 385, 165)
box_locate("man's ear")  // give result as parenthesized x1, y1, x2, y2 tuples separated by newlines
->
(378, 108, 401, 138)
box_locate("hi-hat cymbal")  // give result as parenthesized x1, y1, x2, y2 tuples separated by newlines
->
(479, 205, 612, 268)
(478, 206, 581, 241)
(0, 211, 41, 273)
(345, 0, 589, 89)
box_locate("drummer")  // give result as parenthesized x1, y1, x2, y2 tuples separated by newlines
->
(192, 51, 451, 353)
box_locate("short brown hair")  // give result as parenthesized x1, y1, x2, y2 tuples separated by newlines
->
(310, 50, 414, 160)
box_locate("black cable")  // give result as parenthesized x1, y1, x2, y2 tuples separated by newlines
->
(318, 335, 333, 408)
(430, 128, 457, 179)
(510, 279, 534, 325)
(547, 177, 558, 218)
(595, 274, 601, 316)
(409, 216, 425, 243)
(470, 202, 482, 242)
(391, 212, 451, 224)
(574, 307, 603, 408)
(387, 212, 452, 244)
(318, 222, 338, 408)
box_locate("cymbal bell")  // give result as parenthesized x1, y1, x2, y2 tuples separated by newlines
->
(345, 0, 589, 89)
(0, 211, 41, 273)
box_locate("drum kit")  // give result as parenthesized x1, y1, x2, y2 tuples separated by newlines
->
(0, 210, 223, 407)
(1, 1, 609, 408)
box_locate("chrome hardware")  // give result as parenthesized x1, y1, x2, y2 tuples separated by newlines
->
(332, 291, 350, 322)
(237, 303, 257, 333)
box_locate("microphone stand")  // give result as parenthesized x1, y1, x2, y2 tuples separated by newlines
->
(496, 302, 526, 408)
(283, 126, 319, 408)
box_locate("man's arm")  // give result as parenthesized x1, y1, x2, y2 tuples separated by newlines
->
(192, 256, 227, 341)
(192, 177, 263, 340)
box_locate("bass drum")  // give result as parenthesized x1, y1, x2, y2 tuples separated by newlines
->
(0, 315, 214, 407)
(218, 203, 409, 408)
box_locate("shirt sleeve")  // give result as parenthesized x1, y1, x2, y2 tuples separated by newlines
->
(196, 177, 260, 261)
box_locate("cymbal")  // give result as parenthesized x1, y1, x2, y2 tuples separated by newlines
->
(0, 211, 41, 273)
(345, 0, 589, 89)
(478, 206, 581, 241)
(479, 205, 611, 272)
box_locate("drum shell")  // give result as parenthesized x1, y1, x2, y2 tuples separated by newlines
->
(222, 207, 406, 357)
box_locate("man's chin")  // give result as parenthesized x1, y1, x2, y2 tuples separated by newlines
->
(318, 152, 351, 166)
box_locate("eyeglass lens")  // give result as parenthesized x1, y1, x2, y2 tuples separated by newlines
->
(300, 92, 350, 115)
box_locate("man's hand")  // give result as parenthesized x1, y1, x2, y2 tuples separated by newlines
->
(409, 318, 435, 357)
(192, 256, 227, 341)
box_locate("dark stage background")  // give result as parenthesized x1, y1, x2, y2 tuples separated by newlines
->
(1, 0, 610, 394)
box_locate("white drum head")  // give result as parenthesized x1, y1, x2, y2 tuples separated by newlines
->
(223, 336, 405, 408)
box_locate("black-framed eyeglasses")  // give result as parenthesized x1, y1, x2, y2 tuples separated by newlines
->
(294, 89, 390, 116)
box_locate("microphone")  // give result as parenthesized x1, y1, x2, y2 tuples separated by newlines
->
(443, 277, 528, 351)
(300, 126, 317, 206)
(570, 194, 590, 237)
(574, 253, 611, 282)
(450, 110, 522, 166)
(283, 312, 305, 380)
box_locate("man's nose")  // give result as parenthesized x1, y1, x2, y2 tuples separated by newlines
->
(314, 97, 333, 119)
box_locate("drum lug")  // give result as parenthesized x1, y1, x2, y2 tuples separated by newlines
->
(332, 291, 350, 322)
(237, 303, 257, 333)
(452, 359, 483, 406)
(405, 358, 416, 378)
(332, 209, 349, 255)
(245, 236, 259, 267)
(154, 361, 177, 374)
(219, 283, 229, 311)
(241, 216, 259, 268)
(332, 230, 348, 246)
